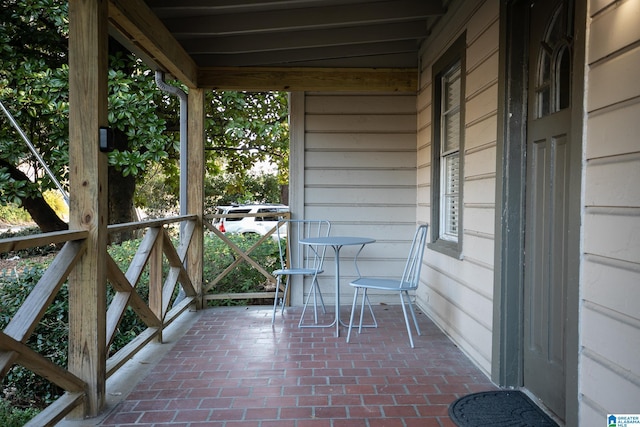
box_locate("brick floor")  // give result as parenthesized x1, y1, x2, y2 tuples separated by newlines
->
(97, 305, 497, 426)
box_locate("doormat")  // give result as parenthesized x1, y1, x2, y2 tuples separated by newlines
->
(449, 390, 559, 427)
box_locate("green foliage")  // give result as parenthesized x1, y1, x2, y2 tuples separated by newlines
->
(106, 54, 176, 178)
(1, 2, 290, 225)
(205, 172, 282, 211)
(0, 204, 31, 224)
(0, 264, 67, 408)
(0, 399, 38, 427)
(0, 0, 70, 206)
(0, 0, 179, 219)
(203, 232, 280, 304)
(205, 91, 289, 196)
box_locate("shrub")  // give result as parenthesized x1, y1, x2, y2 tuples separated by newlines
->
(0, 399, 38, 427)
(0, 204, 31, 225)
(0, 264, 67, 409)
(203, 232, 279, 305)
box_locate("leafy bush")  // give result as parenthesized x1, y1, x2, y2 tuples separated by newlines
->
(0, 264, 67, 409)
(0, 399, 38, 427)
(203, 232, 279, 305)
(0, 204, 31, 225)
(107, 238, 151, 350)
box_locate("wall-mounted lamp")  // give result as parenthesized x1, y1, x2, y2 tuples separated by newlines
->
(99, 126, 115, 152)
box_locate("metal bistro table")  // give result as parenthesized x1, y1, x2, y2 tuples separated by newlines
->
(299, 236, 375, 336)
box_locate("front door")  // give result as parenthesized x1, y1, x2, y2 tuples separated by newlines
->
(523, 0, 573, 419)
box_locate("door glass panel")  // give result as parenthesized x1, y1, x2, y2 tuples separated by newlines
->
(557, 45, 571, 110)
(535, 3, 572, 118)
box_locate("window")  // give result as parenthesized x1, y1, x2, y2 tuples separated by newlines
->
(430, 34, 465, 258)
(535, 3, 572, 118)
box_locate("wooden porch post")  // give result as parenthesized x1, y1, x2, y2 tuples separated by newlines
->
(187, 88, 205, 308)
(67, 0, 109, 417)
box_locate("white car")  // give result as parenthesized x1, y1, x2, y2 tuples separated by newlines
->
(213, 204, 289, 237)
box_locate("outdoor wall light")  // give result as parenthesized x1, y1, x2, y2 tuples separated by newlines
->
(99, 126, 115, 152)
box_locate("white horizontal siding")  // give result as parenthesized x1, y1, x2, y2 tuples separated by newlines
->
(584, 255, 640, 321)
(305, 95, 417, 114)
(424, 260, 493, 372)
(306, 114, 416, 133)
(587, 45, 640, 112)
(466, 113, 498, 152)
(305, 168, 416, 187)
(585, 153, 640, 207)
(464, 145, 496, 178)
(464, 205, 495, 235)
(305, 151, 416, 169)
(584, 208, 640, 268)
(464, 177, 496, 205)
(300, 92, 417, 304)
(580, 350, 640, 417)
(588, 0, 640, 64)
(586, 100, 640, 159)
(415, 0, 499, 376)
(581, 0, 640, 424)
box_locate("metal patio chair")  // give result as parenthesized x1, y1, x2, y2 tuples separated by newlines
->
(272, 219, 331, 327)
(346, 224, 429, 348)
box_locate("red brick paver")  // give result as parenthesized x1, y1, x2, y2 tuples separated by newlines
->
(98, 305, 496, 426)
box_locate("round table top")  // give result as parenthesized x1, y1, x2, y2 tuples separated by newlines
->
(299, 236, 376, 246)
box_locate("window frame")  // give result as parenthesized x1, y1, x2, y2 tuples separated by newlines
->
(429, 33, 466, 259)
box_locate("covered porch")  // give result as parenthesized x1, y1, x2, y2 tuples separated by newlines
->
(61, 305, 495, 427)
(9, 0, 640, 425)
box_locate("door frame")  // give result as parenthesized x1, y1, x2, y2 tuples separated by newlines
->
(492, 0, 585, 424)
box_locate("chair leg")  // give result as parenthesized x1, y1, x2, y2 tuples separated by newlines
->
(299, 278, 316, 325)
(347, 287, 360, 343)
(272, 276, 282, 324)
(345, 287, 377, 343)
(314, 279, 327, 314)
(281, 275, 291, 315)
(300, 277, 332, 328)
(309, 276, 327, 318)
(358, 288, 368, 332)
(405, 290, 422, 336)
(363, 293, 377, 329)
(399, 290, 415, 348)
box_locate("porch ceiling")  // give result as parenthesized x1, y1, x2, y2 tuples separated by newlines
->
(108, 0, 445, 91)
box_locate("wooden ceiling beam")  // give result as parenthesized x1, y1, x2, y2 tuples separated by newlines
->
(198, 67, 418, 92)
(107, 0, 199, 88)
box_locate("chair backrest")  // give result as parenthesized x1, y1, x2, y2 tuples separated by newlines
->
(399, 224, 429, 290)
(276, 219, 331, 271)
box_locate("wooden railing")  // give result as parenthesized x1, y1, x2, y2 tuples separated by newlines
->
(203, 211, 290, 303)
(0, 215, 198, 426)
